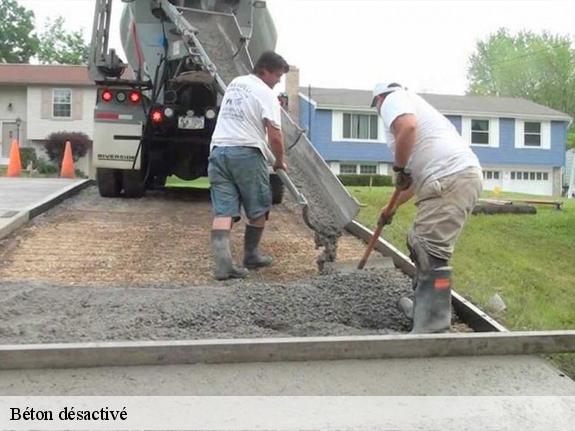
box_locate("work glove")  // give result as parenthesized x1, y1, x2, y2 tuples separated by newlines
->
(393, 166, 412, 191)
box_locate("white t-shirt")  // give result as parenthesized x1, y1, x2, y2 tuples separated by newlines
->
(379, 89, 481, 193)
(210, 74, 281, 156)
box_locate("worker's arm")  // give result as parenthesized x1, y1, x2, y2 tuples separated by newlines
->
(265, 119, 287, 171)
(378, 188, 414, 226)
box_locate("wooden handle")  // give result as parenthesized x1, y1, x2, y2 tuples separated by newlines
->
(357, 189, 402, 270)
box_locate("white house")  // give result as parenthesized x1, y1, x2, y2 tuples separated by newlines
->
(0, 64, 97, 176)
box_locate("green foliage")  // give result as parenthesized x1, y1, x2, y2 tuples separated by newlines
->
(567, 128, 575, 150)
(37, 16, 89, 65)
(44, 131, 91, 166)
(467, 28, 575, 121)
(337, 174, 392, 187)
(19, 147, 37, 169)
(74, 168, 87, 178)
(35, 158, 58, 175)
(0, 0, 39, 63)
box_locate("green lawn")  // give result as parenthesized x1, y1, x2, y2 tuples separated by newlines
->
(350, 185, 575, 376)
(165, 176, 210, 189)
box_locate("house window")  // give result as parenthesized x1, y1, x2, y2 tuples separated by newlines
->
(483, 170, 500, 180)
(340, 164, 358, 174)
(471, 119, 489, 145)
(343, 113, 378, 140)
(360, 165, 377, 175)
(511, 171, 549, 181)
(524, 122, 541, 147)
(53, 88, 72, 118)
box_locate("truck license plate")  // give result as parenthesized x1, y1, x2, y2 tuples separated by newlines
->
(178, 115, 205, 130)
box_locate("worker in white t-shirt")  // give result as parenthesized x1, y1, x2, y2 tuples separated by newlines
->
(208, 51, 289, 280)
(371, 82, 483, 333)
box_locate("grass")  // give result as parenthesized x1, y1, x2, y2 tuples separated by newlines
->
(350, 185, 575, 377)
(165, 176, 210, 189)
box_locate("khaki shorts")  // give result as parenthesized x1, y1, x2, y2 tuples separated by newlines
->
(409, 167, 482, 261)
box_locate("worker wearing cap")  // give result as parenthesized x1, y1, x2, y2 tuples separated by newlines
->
(208, 51, 289, 280)
(371, 82, 482, 333)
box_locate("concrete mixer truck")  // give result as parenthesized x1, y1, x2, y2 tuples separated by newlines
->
(88, 0, 284, 198)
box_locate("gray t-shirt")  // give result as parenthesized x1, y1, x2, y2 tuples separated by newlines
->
(380, 90, 481, 193)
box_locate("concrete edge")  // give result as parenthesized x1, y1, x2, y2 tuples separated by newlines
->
(345, 220, 508, 333)
(0, 212, 30, 241)
(26, 179, 93, 219)
(0, 331, 573, 370)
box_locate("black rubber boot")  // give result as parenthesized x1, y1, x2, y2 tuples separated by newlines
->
(211, 230, 249, 281)
(411, 267, 452, 334)
(243, 225, 273, 269)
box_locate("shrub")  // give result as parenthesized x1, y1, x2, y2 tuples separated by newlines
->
(43, 131, 92, 167)
(36, 158, 58, 175)
(20, 147, 38, 169)
(74, 168, 87, 178)
(338, 174, 393, 187)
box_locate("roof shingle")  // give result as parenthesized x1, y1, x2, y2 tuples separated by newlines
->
(0, 64, 93, 86)
(300, 87, 572, 121)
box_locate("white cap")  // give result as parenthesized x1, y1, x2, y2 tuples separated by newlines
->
(371, 82, 404, 107)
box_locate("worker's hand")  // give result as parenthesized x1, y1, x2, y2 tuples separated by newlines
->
(273, 160, 288, 171)
(378, 207, 396, 227)
(394, 169, 413, 191)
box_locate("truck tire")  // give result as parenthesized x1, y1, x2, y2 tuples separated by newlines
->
(123, 169, 146, 198)
(96, 168, 122, 197)
(270, 173, 285, 205)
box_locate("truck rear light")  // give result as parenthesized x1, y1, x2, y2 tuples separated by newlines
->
(163, 107, 174, 118)
(205, 108, 216, 120)
(129, 91, 141, 103)
(101, 89, 113, 102)
(116, 91, 127, 102)
(151, 109, 163, 123)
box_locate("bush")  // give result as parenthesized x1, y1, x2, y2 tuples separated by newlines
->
(43, 131, 92, 167)
(20, 147, 38, 169)
(338, 174, 393, 187)
(36, 158, 58, 175)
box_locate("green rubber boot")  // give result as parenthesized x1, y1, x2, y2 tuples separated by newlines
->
(243, 225, 274, 269)
(411, 267, 453, 334)
(211, 230, 249, 281)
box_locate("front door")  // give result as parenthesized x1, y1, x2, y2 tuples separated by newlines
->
(1, 122, 18, 158)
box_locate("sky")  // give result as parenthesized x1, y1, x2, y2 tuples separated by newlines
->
(16, 0, 575, 95)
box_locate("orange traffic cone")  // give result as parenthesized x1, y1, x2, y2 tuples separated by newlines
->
(6, 139, 22, 177)
(60, 141, 75, 179)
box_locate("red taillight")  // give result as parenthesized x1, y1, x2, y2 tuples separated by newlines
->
(101, 89, 113, 102)
(129, 91, 141, 103)
(151, 109, 163, 123)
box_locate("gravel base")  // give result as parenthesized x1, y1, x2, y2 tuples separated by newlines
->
(0, 268, 415, 344)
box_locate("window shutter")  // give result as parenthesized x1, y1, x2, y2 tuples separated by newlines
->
(41, 88, 52, 119)
(541, 121, 551, 149)
(461, 117, 471, 144)
(514, 120, 524, 148)
(72, 89, 83, 120)
(489, 118, 499, 148)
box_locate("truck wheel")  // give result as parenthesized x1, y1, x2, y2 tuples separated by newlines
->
(123, 169, 146, 198)
(96, 168, 122, 197)
(270, 173, 285, 205)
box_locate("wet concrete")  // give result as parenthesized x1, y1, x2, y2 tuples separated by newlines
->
(0, 268, 414, 344)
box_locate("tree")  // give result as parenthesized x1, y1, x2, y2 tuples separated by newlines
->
(0, 0, 39, 63)
(37, 16, 89, 65)
(467, 28, 575, 124)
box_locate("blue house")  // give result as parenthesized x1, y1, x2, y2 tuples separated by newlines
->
(291, 86, 571, 196)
